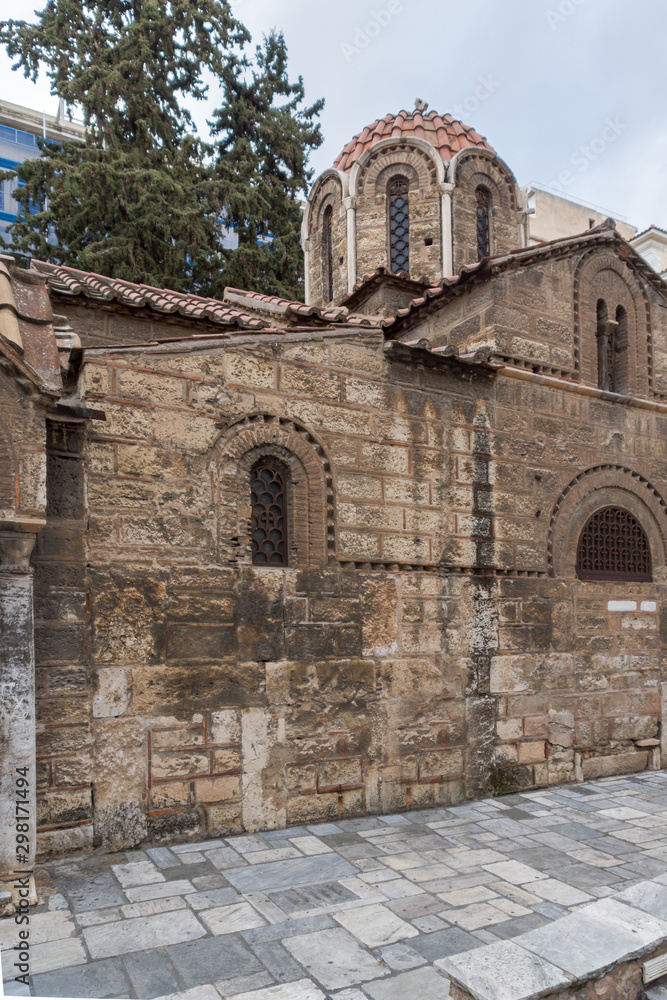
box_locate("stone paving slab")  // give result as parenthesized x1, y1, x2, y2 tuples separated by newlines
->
(0, 771, 666, 998)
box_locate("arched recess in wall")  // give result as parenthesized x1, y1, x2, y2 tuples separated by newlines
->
(350, 137, 444, 283)
(573, 248, 651, 395)
(448, 148, 522, 272)
(548, 465, 667, 582)
(211, 414, 335, 568)
(303, 169, 348, 307)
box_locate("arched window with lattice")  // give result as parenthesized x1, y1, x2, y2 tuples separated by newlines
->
(388, 175, 410, 274)
(250, 460, 288, 566)
(577, 507, 652, 581)
(476, 185, 492, 260)
(322, 204, 334, 303)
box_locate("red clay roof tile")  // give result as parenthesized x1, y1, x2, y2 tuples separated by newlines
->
(334, 110, 493, 172)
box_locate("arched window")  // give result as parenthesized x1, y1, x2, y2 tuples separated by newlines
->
(388, 175, 410, 274)
(476, 186, 491, 260)
(577, 507, 652, 582)
(614, 304, 628, 394)
(250, 461, 288, 566)
(322, 204, 334, 303)
(596, 298, 612, 391)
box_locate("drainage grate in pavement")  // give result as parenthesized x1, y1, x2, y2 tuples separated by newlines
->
(268, 881, 359, 913)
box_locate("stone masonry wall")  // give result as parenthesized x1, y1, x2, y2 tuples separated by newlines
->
(32, 299, 667, 854)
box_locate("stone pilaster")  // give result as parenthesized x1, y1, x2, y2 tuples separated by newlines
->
(0, 524, 42, 911)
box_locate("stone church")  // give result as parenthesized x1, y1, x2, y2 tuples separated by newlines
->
(1, 108, 667, 888)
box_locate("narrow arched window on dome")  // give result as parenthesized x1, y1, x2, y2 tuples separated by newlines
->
(476, 186, 491, 260)
(577, 507, 651, 582)
(388, 175, 410, 274)
(596, 298, 612, 391)
(251, 460, 288, 566)
(613, 304, 628, 394)
(322, 205, 334, 303)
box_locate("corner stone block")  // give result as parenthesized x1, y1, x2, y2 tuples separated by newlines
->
(317, 757, 363, 791)
(419, 748, 464, 780)
(490, 655, 534, 694)
(92, 668, 129, 718)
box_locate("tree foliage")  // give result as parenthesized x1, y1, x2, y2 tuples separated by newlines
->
(208, 32, 323, 299)
(0, 2, 322, 297)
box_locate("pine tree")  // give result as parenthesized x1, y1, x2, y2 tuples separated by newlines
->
(208, 32, 324, 300)
(0, 1, 249, 291)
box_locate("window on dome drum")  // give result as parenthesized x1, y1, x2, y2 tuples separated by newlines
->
(388, 175, 410, 274)
(476, 186, 491, 260)
(250, 461, 288, 566)
(577, 507, 652, 582)
(596, 298, 612, 391)
(322, 204, 334, 303)
(614, 304, 628, 394)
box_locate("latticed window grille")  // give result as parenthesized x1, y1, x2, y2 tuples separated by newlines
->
(251, 463, 287, 566)
(476, 186, 491, 260)
(388, 175, 410, 274)
(577, 507, 651, 581)
(322, 205, 334, 303)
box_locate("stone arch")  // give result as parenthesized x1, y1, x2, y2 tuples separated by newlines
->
(449, 148, 522, 272)
(304, 170, 348, 308)
(211, 414, 335, 568)
(573, 248, 652, 396)
(351, 139, 443, 283)
(548, 465, 667, 582)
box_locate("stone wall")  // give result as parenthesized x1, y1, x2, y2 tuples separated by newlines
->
(26, 294, 667, 855)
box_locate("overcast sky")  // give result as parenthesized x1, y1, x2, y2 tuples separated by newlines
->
(1, 0, 665, 232)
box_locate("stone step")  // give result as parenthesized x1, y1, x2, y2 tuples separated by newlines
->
(435, 874, 667, 1000)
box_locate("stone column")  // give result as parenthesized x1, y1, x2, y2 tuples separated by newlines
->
(0, 523, 42, 912)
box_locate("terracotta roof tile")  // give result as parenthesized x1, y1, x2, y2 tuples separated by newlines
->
(31, 261, 270, 331)
(334, 110, 493, 172)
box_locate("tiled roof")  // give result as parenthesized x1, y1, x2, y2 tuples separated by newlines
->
(29, 262, 381, 333)
(334, 110, 493, 173)
(31, 261, 269, 331)
(223, 288, 379, 328)
(0, 266, 62, 395)
(381, 224, 667, 335)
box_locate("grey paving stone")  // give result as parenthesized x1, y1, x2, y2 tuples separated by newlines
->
(166, 933, 264, 988)
(123, 948, 181, 999)
(614, 880, 667, 920)
(333, 904, 419, 948)
(250, 939, 309, 982)
(242, 914, 335, 944)
(284, 927, 389, 990)
(1, 982, 31, 997)
(486, 912, 551, 940)
(124, 879, 195, 903)
(519, 898, 667, 979)
(307, 823, 343, 836)
(172, 840, 225, 853)
(191, 874, 230, 890)
(363, 965, 452, 999)
(147, 847, 180, 869)
(31, 957, 131, 999)
(437, 940, 570, 1000)
(374, 942, 426, 970)
(409, 927, 483, 961)
(63, 872, 125, 913)
(215, 971, 274, 995)
(186, 887, 241, 910)
(263, 826, 310, 841)
(225, 980, 325, 1000)
(225, 854, 356, 892)
(206, 846, 247, 870)
(83, 910, 206, 959)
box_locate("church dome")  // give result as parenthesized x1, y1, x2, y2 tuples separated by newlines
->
(333, 110, 493, 173)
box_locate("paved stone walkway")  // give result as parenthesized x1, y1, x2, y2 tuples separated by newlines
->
(2, 771, 667, 999)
